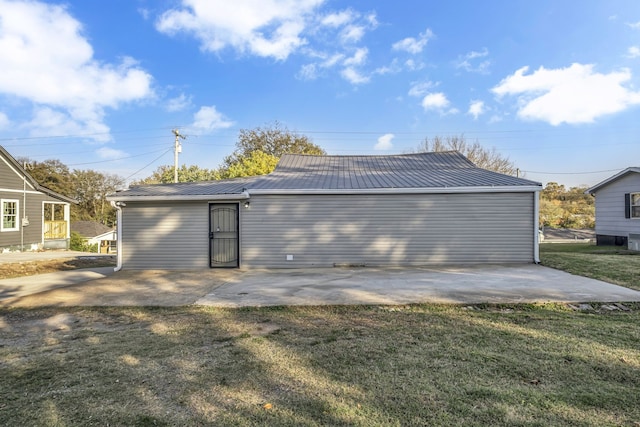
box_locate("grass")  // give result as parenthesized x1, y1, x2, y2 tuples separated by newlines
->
(0, 257, 116, 280)
(1, 304, 639, 426)
(540, 243, 640, 290)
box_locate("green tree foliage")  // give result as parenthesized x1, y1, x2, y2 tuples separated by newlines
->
(219, 150, 280, 179)
(540, 182, 594, 229)
(411, 135, 517, 175)
(19, 157, 124, 226)
(70, 231, 98, 252)
(72, 170, 124, 226)
(18, 158, 74, 196)
(218, 122, 326, 177)
(132, 164, 220, 185)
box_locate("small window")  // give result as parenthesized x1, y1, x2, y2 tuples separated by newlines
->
(1, 199, 19, 232)
(632, 193, 640, 218)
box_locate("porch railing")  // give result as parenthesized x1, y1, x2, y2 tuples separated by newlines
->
(44, 221, 68, 239)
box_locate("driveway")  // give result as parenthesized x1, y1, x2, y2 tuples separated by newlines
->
(2, 264, 640, 307)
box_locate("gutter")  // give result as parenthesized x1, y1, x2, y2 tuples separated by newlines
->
(106, 191, 250, 203)
(110, 200, 123, 272)
(247, 185, 542, 196)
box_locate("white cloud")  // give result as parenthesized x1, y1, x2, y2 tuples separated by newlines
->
(456, 48, 490, 73)
(408, 81, 435, 98)
(96, 146, 127, 160)
(374, 133, 394, 150)
(0, 0, 154, 141)
(392, 28, 433, 54)
(166, 93, 192, 112)
(627, 46, 640, 58)
(492, 63, 640, 125)
(341, 67, 369, 84)
(189, 106, 234, 134)
(0, 112, 9, 129)
(321, 10, 355, 27)
(339, 48, 369, 84)
(421, 93, 458, 115)
(468, 100, 485, 119)
(156, 0, 324, 60)
(340, 24, 365, 43)
(421, 93, 449, 110)
(25, 107, 110, 140)
(297, 63, 318, 80)
(343, 47, 368, 66)
(627, 21, 640, 29)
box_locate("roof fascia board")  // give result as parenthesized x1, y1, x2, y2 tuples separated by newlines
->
(1, 146, 77, 204)
(107, 192, 250, 202)
(586, 167, 640, 195)
(248, 186, 542, 196)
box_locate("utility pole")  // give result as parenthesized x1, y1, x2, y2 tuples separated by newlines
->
(172, 129, 186, 183)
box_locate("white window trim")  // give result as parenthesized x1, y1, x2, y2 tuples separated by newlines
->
(1, 199, 19, 232)
(632, 192, 640, 219)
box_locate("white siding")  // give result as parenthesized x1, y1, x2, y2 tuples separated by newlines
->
(240, 193, 535, 268)
(593, 174, 640, 237)
(122, 201, 209, 269)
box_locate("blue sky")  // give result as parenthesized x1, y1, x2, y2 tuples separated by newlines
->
(1, 0, 639, 187)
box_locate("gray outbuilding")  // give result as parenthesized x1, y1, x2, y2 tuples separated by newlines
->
(108, 151, 542, 270)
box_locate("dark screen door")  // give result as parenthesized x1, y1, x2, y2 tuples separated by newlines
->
(210, 204, 238, 267)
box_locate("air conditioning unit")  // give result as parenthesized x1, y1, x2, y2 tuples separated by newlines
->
(629, 234, 640, 251)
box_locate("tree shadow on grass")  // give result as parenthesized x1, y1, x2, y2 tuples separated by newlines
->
(0, 304, 638, 426)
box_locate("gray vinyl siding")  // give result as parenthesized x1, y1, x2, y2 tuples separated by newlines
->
(121, 201, 210, 269)
(240, 193, 535, 268)
(0, 191, 62, 249)
(593, 173, 640, 237)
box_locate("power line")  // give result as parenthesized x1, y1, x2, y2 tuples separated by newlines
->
(124, 148, 173, 181)
(66, 148, 172, 166)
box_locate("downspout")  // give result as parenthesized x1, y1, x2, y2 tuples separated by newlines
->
(533, 189, 540, 264)
(111, 200, 123, 272)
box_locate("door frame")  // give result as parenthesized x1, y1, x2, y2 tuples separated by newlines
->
(209, 203, 240, 268)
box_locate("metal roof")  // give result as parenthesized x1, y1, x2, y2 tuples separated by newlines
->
(109, 151, 541, 200)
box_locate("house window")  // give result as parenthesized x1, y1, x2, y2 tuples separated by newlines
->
(1, 199, 19, 232)
(632, 193, 640, 218)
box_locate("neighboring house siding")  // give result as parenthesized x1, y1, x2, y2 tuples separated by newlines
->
(593, 174, 640, 238)
(0, 191, 45, 248)
(241, 193, 535, 268)
(121, 201, 209, 269)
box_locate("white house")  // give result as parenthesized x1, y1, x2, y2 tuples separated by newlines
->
(586, 167, 640, 250)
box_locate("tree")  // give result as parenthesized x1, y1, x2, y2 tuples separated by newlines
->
(71, 170, 124, 226)
(218, 122, 326, 177)
(219, 150, 279, 179)
(133, 164, 220, 185)
(18, 157, 125, 225)
(539, 182, 594, 229)
(410, 135, 517, 175)
(18, 158, 73, 196)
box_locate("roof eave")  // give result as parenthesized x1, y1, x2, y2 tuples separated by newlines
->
(106, 192, 250, 202)
(248, 185, 542, 195)
(586, 167, 640, 195)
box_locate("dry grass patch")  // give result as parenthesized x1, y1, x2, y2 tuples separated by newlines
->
(1, 304, 639, 426)
(540, 243, 640, 290)
(0, 256, 116, 279)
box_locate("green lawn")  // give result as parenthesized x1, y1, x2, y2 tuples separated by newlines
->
(540, 243, 640, 290)
(1, 244, 639, 426)
(1, 304, 639, 426)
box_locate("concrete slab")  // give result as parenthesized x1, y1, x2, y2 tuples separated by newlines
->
(196, 264, 640, 307)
